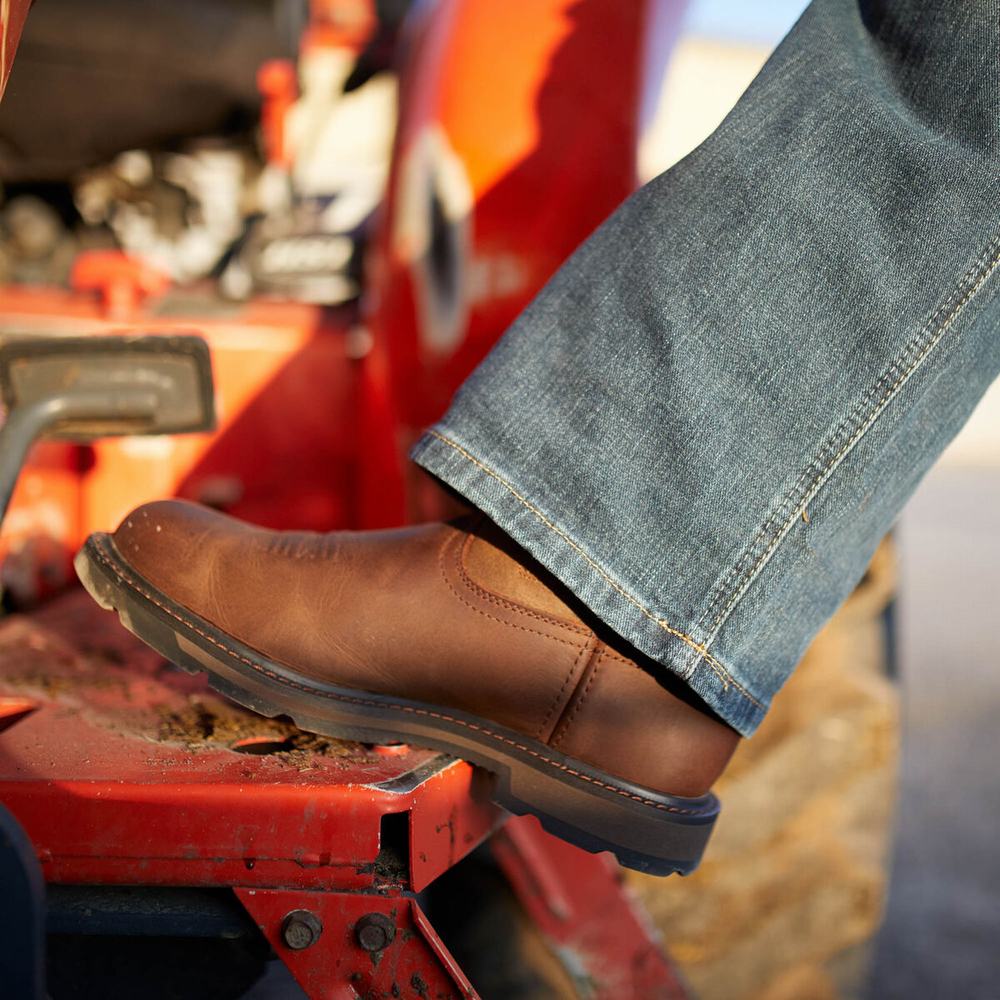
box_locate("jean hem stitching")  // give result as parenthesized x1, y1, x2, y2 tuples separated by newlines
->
(423, 429, 764, 710)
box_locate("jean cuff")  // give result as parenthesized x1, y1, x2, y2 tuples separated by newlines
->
(411, 427, 767, 736)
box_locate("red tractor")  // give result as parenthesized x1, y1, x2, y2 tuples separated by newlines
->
(0, 3, 697, 996)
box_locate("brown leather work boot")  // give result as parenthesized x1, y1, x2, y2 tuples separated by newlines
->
(75, 500, 738, 875)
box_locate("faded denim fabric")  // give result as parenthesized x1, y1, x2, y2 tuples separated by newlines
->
(411, 0, 1000, 735)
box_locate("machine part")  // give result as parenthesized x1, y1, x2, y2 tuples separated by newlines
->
(490, 817, 691, 999)
(45, 933, 271, 1000)
(238, 889, 476, 999)
(0, 334, 216, 440)
(0, 803, 46, 1000)
(0, 0, 31, 101)
(0, 693, 38, 731)
(427, 835, 693, 1000)
(222, 18, 397, 306)
(0, 334, 215, 520)
(44, 885, 273, 997)
(342, 0, 412, 93)
(0, 195, 79, 286)
(46, 885, 265, 940)
(354, 910, 395, 953)
(223, 196, 363, 305)
(212, 0, 394, 304)
(70, 251, 172, 318)
(0, 387, 153, 522)
(258, 59, 299, 170)
(73, 149, 253, 289)
(0, 438, 79, 608)
(425, 846, 581, 999)
(0, 0, 292, 182)
(281, 908, 323, 950)
(0, 291, 369, 586)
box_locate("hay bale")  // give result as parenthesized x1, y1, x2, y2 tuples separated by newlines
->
(629, 540, 899, 1000)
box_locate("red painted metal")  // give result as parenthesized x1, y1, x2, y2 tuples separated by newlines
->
(237, 889, 476, 999)
(0, 3, 695, 995)
(0, 0, 32, 100)
(0, 695, 37, 733)
(0, 287, 362, 602)
(70, 250, 172, 321)
(492, 816, 691, 999)
(258, 60, 299, 169)
(0, 591, 500, 894)
(0, 439, 80, 606)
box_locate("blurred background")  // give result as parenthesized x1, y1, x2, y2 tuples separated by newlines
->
(1, 1, 997, 998)
(645, 4, 1000, 998)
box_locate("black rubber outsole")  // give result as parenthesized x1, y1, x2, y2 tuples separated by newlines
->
(75, 533, 720, 877)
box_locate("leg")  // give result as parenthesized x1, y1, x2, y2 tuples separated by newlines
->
(412, 0, 1000, 734)
(75, 0, 999, 872)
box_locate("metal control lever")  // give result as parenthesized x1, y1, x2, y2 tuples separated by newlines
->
(0, 334, 216, 524)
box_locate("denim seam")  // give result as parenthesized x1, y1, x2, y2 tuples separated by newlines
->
(695, 231, 1000, 654)
(424, 429, 764, 709)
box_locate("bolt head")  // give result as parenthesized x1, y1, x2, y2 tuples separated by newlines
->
(354, 912, 396, 953)
(281, 909, 323, 950)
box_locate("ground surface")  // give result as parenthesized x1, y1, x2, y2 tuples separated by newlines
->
(867, 465, 1000, 999)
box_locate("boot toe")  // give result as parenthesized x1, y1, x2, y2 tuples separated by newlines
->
(110, 499, 237, 604)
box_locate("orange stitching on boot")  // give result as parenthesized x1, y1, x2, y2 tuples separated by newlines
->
(454, 531, 590, 634)
(537, 639, 593, 741)
(425, 430, 762, 708)
(89, 536, 712, 817)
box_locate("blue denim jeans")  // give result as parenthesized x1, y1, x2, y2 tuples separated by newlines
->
(411, 0, 1000, 735)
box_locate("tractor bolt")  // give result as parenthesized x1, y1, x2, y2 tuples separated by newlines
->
(281, 909, 323, 950)
(354, 912, 396, 953)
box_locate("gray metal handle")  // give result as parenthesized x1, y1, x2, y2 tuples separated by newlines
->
(0, 388, 159, 524)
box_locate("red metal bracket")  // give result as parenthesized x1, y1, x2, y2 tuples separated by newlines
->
(492, 816, 690, 999)
(237, 888, 476, 999)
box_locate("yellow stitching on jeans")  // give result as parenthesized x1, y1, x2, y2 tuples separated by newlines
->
(699, 233, 1000, 635)
(425, 429, 763, 708)
(703, 235, 1000, 644)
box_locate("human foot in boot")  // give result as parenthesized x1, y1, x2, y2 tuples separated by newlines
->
(76, 501, 738, 874)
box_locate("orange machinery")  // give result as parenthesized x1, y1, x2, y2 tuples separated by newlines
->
(0, 4, 698, 997)
(0, 0, 687, 604)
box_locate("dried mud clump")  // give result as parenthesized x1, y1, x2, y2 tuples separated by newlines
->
(156, 697, 362, 761)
